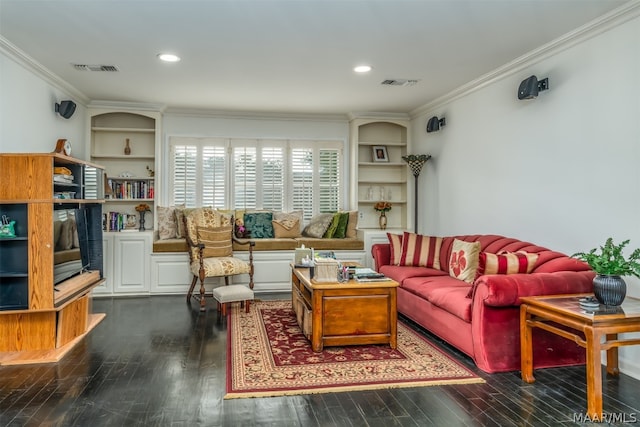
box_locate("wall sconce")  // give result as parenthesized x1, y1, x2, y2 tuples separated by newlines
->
(517, 75, 549, 100)
(55, 100, 76, 119)
(426, 116, 446, 133)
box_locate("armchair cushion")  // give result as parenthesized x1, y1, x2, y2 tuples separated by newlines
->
(197, 225, 233, 258)
(190, 257, 251, 277)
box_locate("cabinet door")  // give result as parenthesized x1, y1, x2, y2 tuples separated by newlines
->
(113, 232, 151, 294)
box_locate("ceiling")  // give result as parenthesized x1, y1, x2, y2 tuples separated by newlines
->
(0, 0, 629, 115)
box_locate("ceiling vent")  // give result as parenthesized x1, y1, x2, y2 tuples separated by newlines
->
(72, 64, 119, 72)
(380, 79, 419, 87)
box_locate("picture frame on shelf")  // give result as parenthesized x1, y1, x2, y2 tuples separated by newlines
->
(372, 146, 389, 162)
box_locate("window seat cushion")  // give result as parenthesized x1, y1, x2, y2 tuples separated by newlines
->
(153, 236, 364, 253)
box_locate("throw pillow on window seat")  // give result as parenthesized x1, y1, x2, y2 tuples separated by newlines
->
(323, 213, 343, 238)
(272, 218, 300, 238)
(302, 213, 334, 239)
(243, 212, 274, 238)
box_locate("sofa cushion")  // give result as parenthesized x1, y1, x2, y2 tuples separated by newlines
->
(302, 213, 334, 238)
(400, 232, 443, 268)
(402, 275, 472, 322)
(449, 239, 481, 284)
(379, 265, 448, 285)
(244, 212, 274, 238)
(387, 233, 403, 265)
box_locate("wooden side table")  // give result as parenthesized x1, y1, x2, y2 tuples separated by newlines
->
(520, 294, 640, 419)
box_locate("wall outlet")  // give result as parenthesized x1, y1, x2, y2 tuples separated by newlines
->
(358, 211, 364, 219)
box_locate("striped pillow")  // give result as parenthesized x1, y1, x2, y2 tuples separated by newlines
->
(387, 233, 403, 265)
(477, 251, 539, 276)
(197, 225, 233, 258)
(399, 232, 443, 268)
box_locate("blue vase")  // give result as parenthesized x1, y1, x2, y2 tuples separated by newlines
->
(593, 274, 626, 306)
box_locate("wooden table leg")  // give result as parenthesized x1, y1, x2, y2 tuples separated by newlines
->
(389, 289, 397, 349)
(311, 290, 323, 352)
(606, 333, 620, 376)
(520, 303, 535, 383)
(585, 328, 603, 419)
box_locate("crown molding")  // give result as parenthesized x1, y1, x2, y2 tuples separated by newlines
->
(347, 112, 411, 121)
(0, 35, 90, 105)
(88, 100, 166, 112)
(410, 1, 640, 118)
(163, 107, 349, 123)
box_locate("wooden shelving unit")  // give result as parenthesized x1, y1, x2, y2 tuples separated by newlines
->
(0, 153, 106, 365)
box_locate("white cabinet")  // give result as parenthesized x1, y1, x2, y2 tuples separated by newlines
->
(358, 229, 401, 268)
(93, 231, 153, 296)
(92, 236, 114, 295)
(350, 117, 410, 231)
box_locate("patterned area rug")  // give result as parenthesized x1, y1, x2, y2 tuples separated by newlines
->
(225, 300, 484, 398)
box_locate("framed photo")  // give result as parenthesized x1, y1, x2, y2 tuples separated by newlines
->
(372, 146, 389, 162)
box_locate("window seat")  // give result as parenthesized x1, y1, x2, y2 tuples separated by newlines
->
(150, 235, 366, 294)
(153, 237, 364, 253)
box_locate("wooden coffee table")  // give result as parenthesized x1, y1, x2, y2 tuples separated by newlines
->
(291, 265, 398, 352)
(520, 294, 640, 418)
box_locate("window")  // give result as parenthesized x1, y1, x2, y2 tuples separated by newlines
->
(169, 137, 343, 219)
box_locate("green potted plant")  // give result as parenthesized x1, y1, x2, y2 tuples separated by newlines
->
(572, 238, 640, 306)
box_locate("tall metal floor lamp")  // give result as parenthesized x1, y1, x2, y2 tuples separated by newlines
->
(402, 154, 432, 233)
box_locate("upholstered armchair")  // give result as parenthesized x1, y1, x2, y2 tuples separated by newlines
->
(183, 208, 254, 311)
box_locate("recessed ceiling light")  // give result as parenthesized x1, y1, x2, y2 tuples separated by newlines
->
(354, 65, 372, 73)
(157, 53, 181, 63)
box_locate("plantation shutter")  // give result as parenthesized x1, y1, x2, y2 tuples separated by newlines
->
(261, 144, 284, 211)
(318, 148, 340, 213)
(171, 137, 227, 207)
(291, 147, 314, 222)
(233, 143, 257, 209)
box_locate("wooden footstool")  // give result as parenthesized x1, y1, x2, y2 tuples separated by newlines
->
(212, 285, 254, 319)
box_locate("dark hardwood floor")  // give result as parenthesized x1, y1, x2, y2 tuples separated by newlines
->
(1, 294, 639, 426)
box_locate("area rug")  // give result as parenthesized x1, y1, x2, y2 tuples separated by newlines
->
(225, 300, 484, 398)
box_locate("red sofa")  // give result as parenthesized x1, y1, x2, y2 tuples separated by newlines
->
(372, 234, 594, 373)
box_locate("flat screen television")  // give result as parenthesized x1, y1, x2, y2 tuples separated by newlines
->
(53, 206, 103, 286)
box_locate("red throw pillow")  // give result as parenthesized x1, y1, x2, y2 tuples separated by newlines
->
(477, 251, 539, 276)
(387, 233, 403, 265)
(399, 232, 443, 269)
(467, 251, 540, 298)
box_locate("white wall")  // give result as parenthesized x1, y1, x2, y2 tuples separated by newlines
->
(0, 48, 86, 156)
(159, 112, 350, 205)
(411, 14, 640, 379)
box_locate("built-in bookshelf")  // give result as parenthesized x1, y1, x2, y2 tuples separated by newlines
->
(350, 117, 410, 230)
(89, 108, 160, 232)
